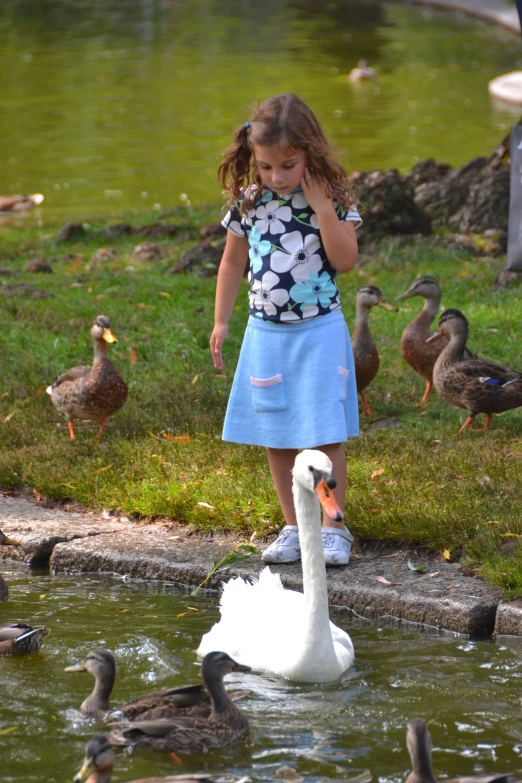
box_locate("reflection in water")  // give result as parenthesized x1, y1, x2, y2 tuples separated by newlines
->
(1, 560, 522, 783)
(0, 0, 520, 220)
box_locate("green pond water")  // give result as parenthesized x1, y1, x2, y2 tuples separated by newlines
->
(0, 0, 521, 222)
(2, 559, 522, 783)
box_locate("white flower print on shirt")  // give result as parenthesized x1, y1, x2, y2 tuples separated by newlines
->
(249, 270, 290, 317)
(255, 200, 292, 235)
(271, 230, 323, 282)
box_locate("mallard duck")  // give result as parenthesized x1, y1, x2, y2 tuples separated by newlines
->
(395, 277, 476, 405)
(74, 735, 246, 783)
(47, 315, 128, 441)
(198, 451, 354, 683)
(405, 718, 511, 783)
(0, 531, 50, 654)
(351, 284, 398, 415)
(65, 648, 247, 721)
(109, 651, 251, 754)
(0, 193, 44, 213)
(0, 622, 50, 655)
(348, 59, 377, 82)
(427, 309, 522, 434)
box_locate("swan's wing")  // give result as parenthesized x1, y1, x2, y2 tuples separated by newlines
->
(330, 621, 355, 672)
(198, 567, 305, 669)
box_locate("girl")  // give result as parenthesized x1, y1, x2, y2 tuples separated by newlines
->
(210, 93, 361, 567)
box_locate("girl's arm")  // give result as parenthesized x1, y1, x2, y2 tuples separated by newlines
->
(210, 231, 249, 369)
(301, 168, 358, 273)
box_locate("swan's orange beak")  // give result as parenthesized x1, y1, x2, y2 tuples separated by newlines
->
(314, 479, 344, 522)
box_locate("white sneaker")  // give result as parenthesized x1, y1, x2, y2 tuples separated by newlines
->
(262, 526, 301, 564)
(322, 526, 353, 567)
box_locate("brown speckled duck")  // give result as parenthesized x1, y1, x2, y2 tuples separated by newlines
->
(74, 736, 250, 783)
(405, 718, 511, 783)
(65, 648, 248, 721)
(109, 651, 251, 754)
(427, 309, 522, 434)
(47, 315, 128, 441)
(395, 277, 475, 405)
(351, 284, 398, 415)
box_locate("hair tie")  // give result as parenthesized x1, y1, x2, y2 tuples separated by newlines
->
(244, 122, 250, 129)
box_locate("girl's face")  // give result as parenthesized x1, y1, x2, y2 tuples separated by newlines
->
(253, 144, 307, 195)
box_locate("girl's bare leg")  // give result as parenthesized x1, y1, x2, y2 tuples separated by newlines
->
(267, 447, 298, 526)
(267, 443, 346, 529)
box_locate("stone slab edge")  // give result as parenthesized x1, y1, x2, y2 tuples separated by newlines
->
(405, 0, 520, 34)
(49, 534, 499, 638)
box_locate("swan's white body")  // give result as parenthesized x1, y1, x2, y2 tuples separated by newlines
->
(198, 450, 355, 683)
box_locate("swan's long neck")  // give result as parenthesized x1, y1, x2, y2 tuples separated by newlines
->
(293, 481, 338, 674)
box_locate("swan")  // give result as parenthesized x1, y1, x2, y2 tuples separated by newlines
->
(198, 449, 355, 682)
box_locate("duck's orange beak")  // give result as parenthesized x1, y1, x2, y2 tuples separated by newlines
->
(314, 479, 343, 522)
(426, 331, 443, 344)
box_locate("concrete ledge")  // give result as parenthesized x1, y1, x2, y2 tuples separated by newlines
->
(407, 0, 520, 34)
(494, 601, 522, 635)
(0, 495, 507, 637)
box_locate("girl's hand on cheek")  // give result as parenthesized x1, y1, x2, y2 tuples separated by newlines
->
(301, 167, 331, 213)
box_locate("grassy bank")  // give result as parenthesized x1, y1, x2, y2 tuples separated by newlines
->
(1, 207, 521, 595)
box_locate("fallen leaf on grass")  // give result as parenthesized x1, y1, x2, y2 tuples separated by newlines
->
(0, 727, 18, 736)
(191, 374, 199, 385)
(442, 549, 451, 561)
(130, 347, 138, 364)
(407, 560, 427, 573)
(197, 502, 215, 510)
(500, 533, 519, 538)
(159, 291, 171, 298)
(92, 465, 112, 475)
(3, 413, 14, 423)
(370, 468, 385, 479)
(163, 433, 191, 442)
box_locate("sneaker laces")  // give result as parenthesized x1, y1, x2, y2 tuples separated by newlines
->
(276, 528, 296, 545)
(322, 532, 335, 548)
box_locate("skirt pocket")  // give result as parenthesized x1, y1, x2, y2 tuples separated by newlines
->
(338, 365, 349, 402)
(250, 374, 287, 412)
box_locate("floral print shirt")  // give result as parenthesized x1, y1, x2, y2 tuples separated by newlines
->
(222, 186, 362, 322)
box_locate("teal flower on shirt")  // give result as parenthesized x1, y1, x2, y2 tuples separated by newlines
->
(248, 225, 271, 273)
(289, 271, 337, 308)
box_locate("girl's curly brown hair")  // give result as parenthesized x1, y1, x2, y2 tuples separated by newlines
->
(218, 93, 358, 217)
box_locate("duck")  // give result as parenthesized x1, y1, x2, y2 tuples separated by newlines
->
(65, 648, 248, 721)
(109, 651, 251, 754)
(348, 59, 377, 82)
(73, 735, 248, 783)
(351, 284, 398, 415)
(427, 308, 522, 434)
(405, 717, 511, 783)
(395, 277, 476, 405)
(0, 530, 50, 654)
(0, 193, 44, 213)
(46, 315, 128, 441)
(198, 450, 354, 682)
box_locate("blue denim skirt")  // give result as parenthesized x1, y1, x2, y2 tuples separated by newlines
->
(223, 310, 359, 449)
